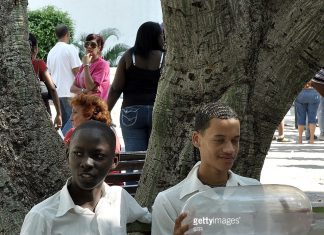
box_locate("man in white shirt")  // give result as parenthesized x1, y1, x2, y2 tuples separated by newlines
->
(47, 25, 81, 134)
(152, 102, 260, 235)
(20, 120, 151, 235)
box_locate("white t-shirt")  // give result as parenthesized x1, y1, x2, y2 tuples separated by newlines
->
(47, 42, 81, 98)
(20, 181, 151, 235)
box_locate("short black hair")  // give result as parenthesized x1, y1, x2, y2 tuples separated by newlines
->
(194, 102, 239, 132)
(133, 21, 163, 58)
(55, 24, 69, 39)
(70, 120, 116, 151)
(28, 33, 37, 48)
(28, 33, 38, 54)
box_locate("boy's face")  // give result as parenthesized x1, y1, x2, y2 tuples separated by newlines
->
(68, 128, 114, 190)
(193, 118, 240, 174)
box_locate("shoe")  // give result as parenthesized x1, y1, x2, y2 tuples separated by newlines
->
(306, 135, 318, 141)
(272, 136, 277, 141)
(277, 137, 292, 142)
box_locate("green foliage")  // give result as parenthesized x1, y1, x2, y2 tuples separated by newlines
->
(28, 6, 75, 60)
(72, 28, 130, 67)
(100, 28, 120, 41)
(103, 43, 130, 67)
(71, 33, 87, 59)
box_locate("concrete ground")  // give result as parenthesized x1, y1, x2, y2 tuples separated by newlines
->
(260, 107, 324, 204)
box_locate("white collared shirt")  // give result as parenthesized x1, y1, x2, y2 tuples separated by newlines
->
(151, 161, 260, 235)
(20, 180, 151, 235)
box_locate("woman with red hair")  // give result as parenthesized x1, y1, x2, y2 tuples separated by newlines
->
(64, 94, 120, 153)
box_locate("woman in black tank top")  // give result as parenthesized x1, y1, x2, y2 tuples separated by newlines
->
(108, 21, 165, 151)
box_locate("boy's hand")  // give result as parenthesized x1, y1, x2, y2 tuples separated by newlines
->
(173, 213, 189, 235)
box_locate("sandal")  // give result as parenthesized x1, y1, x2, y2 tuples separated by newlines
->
(276, 137, 292, 142)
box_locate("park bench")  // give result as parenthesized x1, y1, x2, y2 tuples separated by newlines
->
(105, 151, 146, 196)
(105, 151, 151, 234)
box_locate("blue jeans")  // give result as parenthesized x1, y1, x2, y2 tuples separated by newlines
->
(60, 97, 72, 128)
(120, 105, 153, 151)
(295, 89, 320, 125)
(62, 118, 73, 136)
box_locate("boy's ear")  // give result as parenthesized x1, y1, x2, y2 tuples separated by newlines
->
(111, 153, 119, 170)
(192, 131, 200, 148)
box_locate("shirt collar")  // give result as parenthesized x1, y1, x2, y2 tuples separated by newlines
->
(56, 178, 75, 217)
(56, 178, 108, 217)
(179, 162, 209, 199)
(179, 161, 240, 199)
(227, 171, 242, 186)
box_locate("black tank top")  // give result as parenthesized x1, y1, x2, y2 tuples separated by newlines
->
(122, 52, 164, 108)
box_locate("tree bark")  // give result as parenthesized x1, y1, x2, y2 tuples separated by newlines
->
(0, 1, 69, 234)
(136, 0, 324, 207)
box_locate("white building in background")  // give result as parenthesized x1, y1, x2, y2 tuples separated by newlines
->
(28, 0, 163, 48)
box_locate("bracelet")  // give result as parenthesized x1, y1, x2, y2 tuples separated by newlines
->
(84, 64, 90, 67)
(81, 88, 85, 93)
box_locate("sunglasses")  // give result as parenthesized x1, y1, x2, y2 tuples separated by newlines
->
(84, 41, 98, 49)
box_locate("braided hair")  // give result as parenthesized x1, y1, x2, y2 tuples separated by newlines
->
(194, 102, 239, 132)
(193, 102, 239, 161)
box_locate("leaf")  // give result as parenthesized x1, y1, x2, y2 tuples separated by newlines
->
(99, 28, 120, 41)
(103, 43, 130, 67)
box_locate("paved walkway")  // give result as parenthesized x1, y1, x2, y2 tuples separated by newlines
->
(260, 107, 324, 203)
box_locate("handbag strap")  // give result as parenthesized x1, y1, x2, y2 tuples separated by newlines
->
(159, 52, 164, 69)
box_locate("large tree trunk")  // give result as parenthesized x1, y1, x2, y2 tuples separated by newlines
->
(0, 1, 69, 234)
(136, 0, 324, 207)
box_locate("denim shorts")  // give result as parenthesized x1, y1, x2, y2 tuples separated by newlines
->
(120, 105, 153, 151)
(295, 89, 320, 125)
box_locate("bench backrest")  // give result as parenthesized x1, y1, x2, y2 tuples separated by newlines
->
(105, 151, 146, 196)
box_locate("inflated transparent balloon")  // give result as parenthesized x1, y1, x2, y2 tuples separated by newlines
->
(181, 184, 312, 235)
